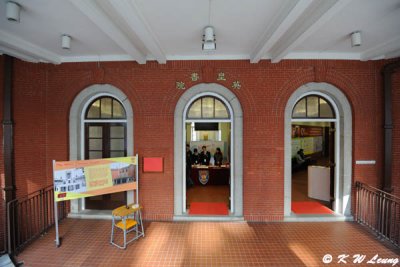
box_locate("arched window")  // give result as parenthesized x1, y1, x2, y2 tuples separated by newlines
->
(86, 96, 126, 119)
(187, 96, 229, 119)
(292, 95, 335, 119)
(84, 96, 127, 160)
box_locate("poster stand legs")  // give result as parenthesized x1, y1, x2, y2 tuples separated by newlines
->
(54, 197, 61, 247)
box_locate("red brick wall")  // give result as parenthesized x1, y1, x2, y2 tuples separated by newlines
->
(1, 57, 398, 223)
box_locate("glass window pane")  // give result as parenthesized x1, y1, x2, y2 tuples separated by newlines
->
(187, 99, 202, 118)
(89, 139, 102, 150)
(110, 126, 125, 138)
(202, 97, 214, 118)
(215, 99, 229, 118)
(111, 139, 125, 150)
(113, 100, 126, 118)
(292, 98, 306, 118)
(87, 100, 100, 118)
(110, 151, 125, 158)
(101, 97, 112, 118)
(89, 151, 103, 159)
(307, 96, 319, 117)
(320, 98, 334, 118)
(89, 126, 102, 138)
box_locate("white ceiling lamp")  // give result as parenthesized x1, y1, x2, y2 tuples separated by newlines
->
(202, 0, 216, 51)
(61, 34, 71, 50)
(203, 26, 216, 51)
(6, 1, 21, 22)
(351, 31, 362, 47)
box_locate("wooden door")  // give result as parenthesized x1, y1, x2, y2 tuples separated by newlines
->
(84, 123, 127, 210)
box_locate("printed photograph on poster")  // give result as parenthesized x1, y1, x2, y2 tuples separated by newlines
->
(53, 156, 137, 202)
(54, 168, 86, 193)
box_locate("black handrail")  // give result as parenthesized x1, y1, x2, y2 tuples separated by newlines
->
(355, 181, 399, 248)
(6, 185, 68, 255)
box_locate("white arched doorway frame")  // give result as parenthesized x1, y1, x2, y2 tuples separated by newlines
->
(284, 82, 352, 219)
(174, 83, 243, 219)
(69, 84, 134, 214)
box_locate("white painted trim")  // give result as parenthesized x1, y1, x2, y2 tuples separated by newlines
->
(250, 0, 313, 63)
(183, 92, 234, 212)
(0, 29, 61, 64)
(271, 0, 352, 63)
(105, 0, 166, 63)
(174, 83, 243, 219)
(284, 82, 353, 219)
(166, 54, 250, 61)
(0, 45, 40, 63)
(361, 36, 400, 61)
(69, 84, 134, 214)
(69, 0, 146, 64)
(355, 160, 376, 165)
(283, 52, 361, 60)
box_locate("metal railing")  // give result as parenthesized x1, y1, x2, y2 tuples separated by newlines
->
(6, 185, 68, 255)
(355, 181, 400, 248)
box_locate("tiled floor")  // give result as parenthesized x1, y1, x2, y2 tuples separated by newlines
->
(17, 219, 399, 267)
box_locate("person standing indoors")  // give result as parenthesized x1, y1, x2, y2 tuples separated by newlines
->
(199, 145, 211, 166)
(186, 144, 194, 187)
(191, 148, 200, 165)
(214, 147, 223, 166)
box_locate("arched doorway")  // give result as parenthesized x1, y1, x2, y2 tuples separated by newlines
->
(69, 84, 134, 214)
(284, 82, 352, 219)
(184, 94, 232, 215)
(173, 83, 243, 219)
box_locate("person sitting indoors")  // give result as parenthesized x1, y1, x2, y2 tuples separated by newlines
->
(191, 148, 200, 165)
(296, 149, 315, 166)
(214, 147, 223, 166)
(199, 145, 211, 165)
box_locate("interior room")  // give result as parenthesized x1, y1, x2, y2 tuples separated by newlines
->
(186, 122, 231, 215)
(291, 121, 334, 215)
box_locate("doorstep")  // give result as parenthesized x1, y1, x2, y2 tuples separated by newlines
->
(284, 213, 354, 222)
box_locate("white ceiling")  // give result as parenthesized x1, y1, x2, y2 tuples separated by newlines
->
(0, 0, 399, 64)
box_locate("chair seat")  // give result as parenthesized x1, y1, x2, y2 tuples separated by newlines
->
(115, 219, 137, 230)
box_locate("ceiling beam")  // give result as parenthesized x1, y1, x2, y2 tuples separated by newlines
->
(360, 36, 400, 60)
(270, 0, 352, 63)
(250, 0, 314, 64)
(0, 30, 61, 64)
(103, 0, 166, 64)
(69, 0, 147, 64)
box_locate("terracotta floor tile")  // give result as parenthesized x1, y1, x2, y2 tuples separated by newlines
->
(16, 219, 399, 267)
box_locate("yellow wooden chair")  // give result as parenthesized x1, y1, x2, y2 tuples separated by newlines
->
(110, 204, 144, 249)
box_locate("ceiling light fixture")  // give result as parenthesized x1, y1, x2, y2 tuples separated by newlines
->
(6, 1, 20, 22)
(202, 26, 216, 51)
(202, 0, 216, 51)
(61, 34, 71, 50)
(351, 31, 362, 47)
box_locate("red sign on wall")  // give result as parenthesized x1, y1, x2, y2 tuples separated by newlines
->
(143, 157, 163, 172)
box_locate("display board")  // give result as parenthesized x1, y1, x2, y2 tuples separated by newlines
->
(53, 156, 137, 202)
(291, 125, 324, 157)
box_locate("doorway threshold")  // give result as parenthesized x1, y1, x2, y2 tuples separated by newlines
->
(174, 215, 245, 222)
(68, 210, 112, 220)
(284, 213, 353, 222)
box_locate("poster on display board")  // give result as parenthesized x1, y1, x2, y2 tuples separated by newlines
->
(53, 156, 138, 202)
(291, 136, 323, 157)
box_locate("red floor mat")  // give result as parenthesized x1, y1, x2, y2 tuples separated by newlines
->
(189, 202, 229, 215)
(291, 201, 334, 214)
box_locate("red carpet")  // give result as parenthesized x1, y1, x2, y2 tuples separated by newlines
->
(291, 201, 334, 214)
(189, 202, 229, 215)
